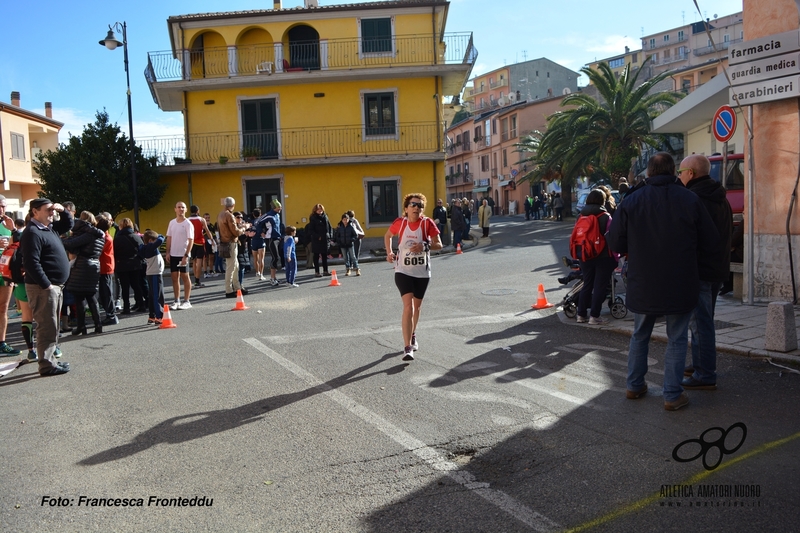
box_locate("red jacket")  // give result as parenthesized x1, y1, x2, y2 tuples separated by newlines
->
(99, 232, 115, 275)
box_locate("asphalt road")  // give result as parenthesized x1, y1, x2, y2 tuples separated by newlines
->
(2, 217, 799, 532)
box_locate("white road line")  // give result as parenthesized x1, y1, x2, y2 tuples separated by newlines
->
(244, 338, 561, 533)
(260, 313, 533, 344)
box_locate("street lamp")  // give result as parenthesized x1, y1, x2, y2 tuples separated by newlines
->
(99, 22, 139, 229)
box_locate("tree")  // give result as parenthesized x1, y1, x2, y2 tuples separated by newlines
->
(34, 111, 166, 218)
(519, 59, 681, 192)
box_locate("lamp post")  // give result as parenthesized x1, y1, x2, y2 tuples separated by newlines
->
(99, 22, 139, 229)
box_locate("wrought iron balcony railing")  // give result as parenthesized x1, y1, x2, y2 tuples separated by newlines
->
(138, 122, 441, 165)
(145, 32, 476, 83)
(693, 38, 742, 57)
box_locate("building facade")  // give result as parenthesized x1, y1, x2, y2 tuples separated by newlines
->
(0, 92, 62, 216)
(140, 0, 475, 236)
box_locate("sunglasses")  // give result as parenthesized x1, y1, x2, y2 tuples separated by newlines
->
(408, 201, 424, 208)
(677, 168, 693, 173)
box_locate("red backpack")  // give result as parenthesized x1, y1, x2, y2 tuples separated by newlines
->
(569, 214, 606, 261)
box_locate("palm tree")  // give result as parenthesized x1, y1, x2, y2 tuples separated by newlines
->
(520, 59, 681, 192)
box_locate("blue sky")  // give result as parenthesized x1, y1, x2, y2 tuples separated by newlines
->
(0, 0, 741, 140)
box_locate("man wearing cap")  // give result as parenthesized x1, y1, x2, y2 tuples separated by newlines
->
(21, 198, 74, 376)
(217, 197, 249, 298)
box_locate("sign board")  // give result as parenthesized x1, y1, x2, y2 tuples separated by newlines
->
(713, 105, 737, 142)
(730, 75, 800, 106)
(729, 29, 800, 66)
(729, 52, 800, 86)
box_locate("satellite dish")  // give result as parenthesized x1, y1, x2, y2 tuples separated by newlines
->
(497, 96, 507, 106)
(562, 87, 571, 95)
(508, 93, 516, 102)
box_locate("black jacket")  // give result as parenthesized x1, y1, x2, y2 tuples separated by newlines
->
(309, 213, 332, 254)
(686, 175, 733, 283)
(334, 221, 358, 248)
(114, 227, 145, 273)
(63, 219, 105, 295)
(432, 205, 447, 226)
(21, 211, 74, 288)
(607, 174, 720, 315)
(450, 206, 466, 232)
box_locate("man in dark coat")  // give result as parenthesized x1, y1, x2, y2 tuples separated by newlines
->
(450, 198, 466, 249)
(607, 153, 719, 411)
(678, 154, 733, 390)
(21, 199, 74, 375)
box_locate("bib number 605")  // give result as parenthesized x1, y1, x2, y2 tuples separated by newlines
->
(404, 256, 426, 266)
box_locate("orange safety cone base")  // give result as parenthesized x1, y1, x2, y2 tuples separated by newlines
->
(232, 290, 250, 311)
(328, 270, 341, 287)
(456, 243, 463, 254)
(531, 283, 555, 309)
(159, 304, 177, 328)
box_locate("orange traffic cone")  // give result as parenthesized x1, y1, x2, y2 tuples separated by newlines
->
(531, 283, 554, 309)
(456, 243, 463, 254)
(328, 270, 341, 287)
(159, 304, 177, 329)
(231, 289, 250, 311)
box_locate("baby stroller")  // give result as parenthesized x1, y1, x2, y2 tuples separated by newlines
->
(558, 256, 627, 319)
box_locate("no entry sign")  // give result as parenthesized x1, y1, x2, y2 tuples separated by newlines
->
(713, 105, 737, 143)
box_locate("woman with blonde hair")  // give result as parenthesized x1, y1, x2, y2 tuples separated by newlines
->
(384, 193, 442, 361)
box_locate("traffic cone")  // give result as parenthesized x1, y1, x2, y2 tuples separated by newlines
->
(328, 270, 341, 287)
(456, 243, 463, 254)
(531, 283, 554, 309)
(159, 304, 177, 329)
(231, 289, 250, 311)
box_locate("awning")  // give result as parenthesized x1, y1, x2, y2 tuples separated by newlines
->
(472, 186, 490, 193)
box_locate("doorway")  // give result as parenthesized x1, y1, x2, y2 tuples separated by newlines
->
(246, 178, 281, 218)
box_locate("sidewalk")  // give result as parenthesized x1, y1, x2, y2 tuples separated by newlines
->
(472, 222, 800, 367)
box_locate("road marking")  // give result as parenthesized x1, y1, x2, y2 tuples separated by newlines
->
(244, 338, 561, 532)
(565, 430, 800, 532)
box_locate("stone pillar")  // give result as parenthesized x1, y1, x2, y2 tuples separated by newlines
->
(744, 0, 800, 302)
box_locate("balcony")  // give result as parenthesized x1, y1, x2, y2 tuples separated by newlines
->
(138, 122, 441, 170)
(146, 32, 477, 110)
(489, 78, 508, 89)
(694, 38, 742, 57)
(657, 52, 689, 65)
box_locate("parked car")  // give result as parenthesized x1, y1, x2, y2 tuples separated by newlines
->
(708, 153, 744, 222)
(573, 189, 620, 216)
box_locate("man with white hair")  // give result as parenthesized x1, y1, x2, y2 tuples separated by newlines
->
(217, 197, 249, 298)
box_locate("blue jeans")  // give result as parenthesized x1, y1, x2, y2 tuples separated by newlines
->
(343, 245, 358, 269)
(689, 281, 716, 383)
(286, 254, 297, 284)
(148, 274, 164, 319)
(627, 311, 692, 402)
(452, 229, 463, 249)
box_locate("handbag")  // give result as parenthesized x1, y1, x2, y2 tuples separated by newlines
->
(219, 242, 231, 259)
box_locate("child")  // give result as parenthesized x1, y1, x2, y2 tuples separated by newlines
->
(335, 214, 360, 276)
(139, 230, 165, 325)
(284, 225, 299, 287)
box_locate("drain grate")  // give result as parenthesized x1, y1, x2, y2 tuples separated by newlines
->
(482, 289, 518, 296)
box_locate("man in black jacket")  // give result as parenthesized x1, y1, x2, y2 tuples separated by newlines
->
(607, 153, 719, 411)
(678, 155, 733, 390)
(21, 198, 74, 376)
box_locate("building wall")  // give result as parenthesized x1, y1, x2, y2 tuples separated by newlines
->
(744, 0, 800, 302)
(684, 109, 745, 156)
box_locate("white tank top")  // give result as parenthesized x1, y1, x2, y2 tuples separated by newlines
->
(394, 218, 431, 278)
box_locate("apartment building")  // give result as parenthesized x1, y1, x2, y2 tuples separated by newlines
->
(0, 92, 62, 215)
(140, 0, 475, 236)
(586, 46, 643, 79)
(445, 95, 567, 214)
(462, 59, 578, 113)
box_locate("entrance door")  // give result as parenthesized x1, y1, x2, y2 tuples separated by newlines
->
(241, 99, 278, 160)
(246, 179, 281, 218)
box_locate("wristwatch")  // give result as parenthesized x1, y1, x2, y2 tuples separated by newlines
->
(423, 242, 430, 252)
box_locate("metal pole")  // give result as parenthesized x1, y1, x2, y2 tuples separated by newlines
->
(122, 22, 140, 229)
(747, 105, 754, 305)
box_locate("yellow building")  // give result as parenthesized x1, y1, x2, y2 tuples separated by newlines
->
(141, 0, 475, 235)
(0, 92, 62, 216)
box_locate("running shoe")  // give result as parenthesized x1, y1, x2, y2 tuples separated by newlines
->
(170, 301, 181, 311)
(178, 301, 192, 310)
(270, 278, 279, 286)
(27, 350, 37, 361)
(588, 316, 607, 325)
(54, 347, 62, 358)
(0, 342, 20, 356)
(147, 317, 157, 325)
(291, 283, 300, 288)
(402, 346, 415, 362)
